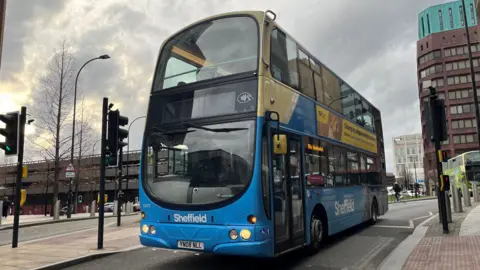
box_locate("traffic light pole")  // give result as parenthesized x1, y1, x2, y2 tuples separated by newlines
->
(428, 88, 449, 234)
(97, 98, 108, 249)
(117, 147, 123, 227)
(12, 107, 26, 248)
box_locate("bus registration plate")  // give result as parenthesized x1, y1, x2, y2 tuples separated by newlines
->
(178, 240, 204, 250)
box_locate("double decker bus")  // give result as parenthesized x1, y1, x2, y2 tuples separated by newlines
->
(139, 10, 388, 257)
(444, 150, 480, 196)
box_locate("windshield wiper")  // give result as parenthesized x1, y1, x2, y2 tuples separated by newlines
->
(150, 125, 195, 136)
(183, 122, 247, 133)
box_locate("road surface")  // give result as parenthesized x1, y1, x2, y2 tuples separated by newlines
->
(65, 199, 438, 270)
(0, 214, 140, 246)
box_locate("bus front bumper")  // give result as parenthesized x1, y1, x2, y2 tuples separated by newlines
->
(139, 223, 273, 257)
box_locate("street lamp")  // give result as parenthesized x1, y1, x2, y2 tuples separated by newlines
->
(68, 54, 110, 219)
(125, 116, 146, 190)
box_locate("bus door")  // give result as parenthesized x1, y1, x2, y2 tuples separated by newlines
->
(270, 132, 305, 253)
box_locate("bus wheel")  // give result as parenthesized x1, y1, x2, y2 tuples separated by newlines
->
(307, 214, 326, 254)
(369, 201, 378, 225)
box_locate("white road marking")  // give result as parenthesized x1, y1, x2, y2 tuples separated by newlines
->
(373, 225, 414, 229)
(410, 214, 434, 221)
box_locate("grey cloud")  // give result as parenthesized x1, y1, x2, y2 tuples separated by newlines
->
(5, 0, 442, 174)
(1, 0, 66, 80)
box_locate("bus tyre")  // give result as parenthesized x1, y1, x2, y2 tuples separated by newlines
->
(369, 201, 378, 225)
(307, 214, 326, 254)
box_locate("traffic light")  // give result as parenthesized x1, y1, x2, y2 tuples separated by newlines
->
(0, 112, 19, 155)
(438, 150, 451, 162)
(423, 88, 448, 142)
(107, 109, 129, 166)
(441, 174, 451, 191)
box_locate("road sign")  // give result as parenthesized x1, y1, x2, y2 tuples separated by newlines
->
(417, 179, 425, 185)
(65, 163, 75, 179)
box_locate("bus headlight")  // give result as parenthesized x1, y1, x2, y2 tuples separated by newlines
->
(247, 215, 257, 224)
(149, 225, 156, 235)
(229, 229, 238, 240)
(142, 224, 149, 234)
(141, 212, 146, 219)
(240, 229, 251, 240)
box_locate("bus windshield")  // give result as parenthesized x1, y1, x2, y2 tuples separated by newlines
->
(143, 120, 255, 206)
(464, 151, 480, 163)
(154, 16, 258, 90)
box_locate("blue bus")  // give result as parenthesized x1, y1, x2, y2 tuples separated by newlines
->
(139, 10, 388, 257)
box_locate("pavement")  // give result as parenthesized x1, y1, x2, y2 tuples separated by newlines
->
(63, 200, 439, 270)
(0, 211, 134, 230)
(0, 215, 142, 270)
(0, 214, 141, 246)
(380, 198, 480, 270)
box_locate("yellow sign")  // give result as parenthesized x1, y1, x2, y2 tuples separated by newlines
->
(341, 121, 378, 153)
(307, 144, 324, 152)
(20, 189, 26, 207)
(97, 194, 108, 204)
(316, 105, 377, 153)
(22, 166, 28, 178)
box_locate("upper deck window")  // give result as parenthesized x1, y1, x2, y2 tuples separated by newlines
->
(154, 16, 258, 91)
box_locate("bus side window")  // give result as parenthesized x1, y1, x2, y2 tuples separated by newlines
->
(304, 138, 322, 187)
(360, 155, 368, 184)
(347, 152, 360, 186)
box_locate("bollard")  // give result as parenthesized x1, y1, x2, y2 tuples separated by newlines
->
(123, 203, 127, 214)
(452, 177, 463, 213)
(445, 191, 452, 223)
(472, 182, 480, 202)
(86, 205, 89, 214)
(53, 200, 60, 220)
(463, 183, 471, 207)
(113, 200, 118, 217)
(130, 202, 134, 213)
(0, 201, 3, 225)
(90, 201, 96, 217)
(453, 186, 463, 213)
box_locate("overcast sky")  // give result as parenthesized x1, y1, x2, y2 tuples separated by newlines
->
(0, 0, 447, 173)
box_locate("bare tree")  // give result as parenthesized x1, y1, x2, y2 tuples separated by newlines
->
(29, 40, 76, 213)
(73, 98, 95, 212)
(399, 165, 414, 189)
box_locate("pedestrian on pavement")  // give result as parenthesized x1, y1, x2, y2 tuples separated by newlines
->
(393, 181, 402, 202)
(2, 196, 11, 218)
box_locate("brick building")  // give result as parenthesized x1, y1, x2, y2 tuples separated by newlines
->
(417, 0, 480, 189)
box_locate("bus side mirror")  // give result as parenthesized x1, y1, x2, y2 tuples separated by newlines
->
(273, 134, 287, 155)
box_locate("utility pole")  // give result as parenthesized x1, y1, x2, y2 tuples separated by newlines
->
(97, 98, 108, 250)
(461, 0, 480, 146)
(117, 147, 123, 227)
(11, 107, 26, 248)
(425, 86, 449, 234)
